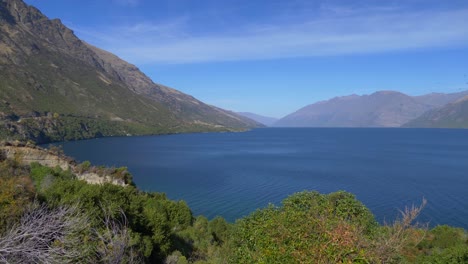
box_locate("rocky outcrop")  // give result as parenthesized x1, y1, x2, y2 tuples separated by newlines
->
(1, 145, 71, 170)
(76, 172, 126, 186)
(0, 141, 128, 186)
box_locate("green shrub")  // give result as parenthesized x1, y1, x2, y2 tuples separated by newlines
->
(230, 191, 378, 263)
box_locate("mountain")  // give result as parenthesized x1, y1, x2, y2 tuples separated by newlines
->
(413, 91, 468, 107)
(403, 95, 468, 128)
(274, 90, 468, 127)
(236, 112, 278, 126)
(0, 0, 261, 143)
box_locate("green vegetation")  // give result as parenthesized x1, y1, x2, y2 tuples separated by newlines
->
(0, 158, 467, 263)
(231, 191, 378, 263)
(0, 113, 251, 144)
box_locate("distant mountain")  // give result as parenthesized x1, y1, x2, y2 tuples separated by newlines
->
(0, 0, 261, 143)
(237, 112, 278, 126)
(413, 91, 468, 107)
(274, 90, 468, 128)
(403, 95, 468, 128)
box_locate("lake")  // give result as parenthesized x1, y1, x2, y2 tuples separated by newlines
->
(53, 128, 468, 228)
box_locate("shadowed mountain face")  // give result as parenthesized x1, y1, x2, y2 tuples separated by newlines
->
(404, 95, 468, 128)
(0, 0, 261, 143)
(236, 112, 279, 126)
(274, 91, 468, 128)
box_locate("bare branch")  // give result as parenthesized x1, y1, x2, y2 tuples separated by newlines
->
(94, 206, 142, 264)
(374, 198, 428, 263)
(0, 202, 89, 264)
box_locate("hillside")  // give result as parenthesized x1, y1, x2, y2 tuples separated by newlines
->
(0, 0, 260, 143)
(274, 90, 468, 127)
(237, 112, 278, 126)
(404, 95, 468, 128)
(413, 91, 468, 107)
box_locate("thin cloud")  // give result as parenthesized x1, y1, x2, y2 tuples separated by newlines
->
(75, 8, 468, 64)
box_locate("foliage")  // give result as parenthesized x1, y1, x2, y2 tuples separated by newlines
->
(229, 191, 379, 263)
(94, 208, 143, 264)
(101, 166, 134, 185)
(415, 245, 468, 264)
(0, 160, 35, 232)
(0, 159, 467, 263)
(31, 163, 194, 262)
(422, 225, 467, 249)
(411, 225, 468, 264)
(0, 176, 35, 232)
(30, 162, 75, 190)
(173, 215, 232, 263)
(76, 160, 91, 173)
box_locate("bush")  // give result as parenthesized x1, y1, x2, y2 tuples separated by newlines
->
(230, 191, 379, 263)
(411, 225, 468, 263)
(0, 176, 35, 231)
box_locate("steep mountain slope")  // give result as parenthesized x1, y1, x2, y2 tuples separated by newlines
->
(86, 44, 260, 128)
(237, 112, 278, 126)
(403, 95, 468, 128)
(0, 0, 260, 143)
(274, 91, 468, 128)
(413, 91, 468, 108)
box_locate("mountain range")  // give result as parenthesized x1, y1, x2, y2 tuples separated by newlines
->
(274, 90, 468, 128)
(0, 0, 261, 143)
(236, 112, 279, 126)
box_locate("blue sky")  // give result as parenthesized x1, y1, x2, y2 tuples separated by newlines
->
(25, 0, 468, 118)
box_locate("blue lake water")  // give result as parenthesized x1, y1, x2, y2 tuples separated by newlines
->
(53, 128, 468, 228)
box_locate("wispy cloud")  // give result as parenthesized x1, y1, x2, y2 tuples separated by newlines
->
(75, 7, 468, 64)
